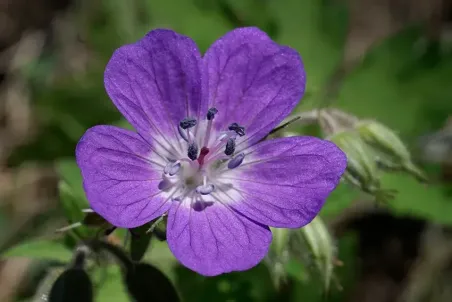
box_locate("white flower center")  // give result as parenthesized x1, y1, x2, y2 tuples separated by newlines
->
(152, 108, 246, 203)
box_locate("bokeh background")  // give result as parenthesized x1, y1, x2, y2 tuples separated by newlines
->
(1, 0, 452, 301)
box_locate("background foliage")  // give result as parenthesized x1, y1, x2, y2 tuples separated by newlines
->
(1, 0, 452, 301)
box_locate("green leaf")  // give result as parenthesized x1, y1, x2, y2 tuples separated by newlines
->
(48, 269, 93, 302)
(269, 0, 347, 98)
(125, 263, 180, 302)
(143, 239, 177, 281)
(95, 267, 130, 302)
(130, 224, 153, 262)
(57, 159, 86, 201)
(2, 240, 72, 262)
(381, 173, 452, 225)
(321, 182, 357, 218)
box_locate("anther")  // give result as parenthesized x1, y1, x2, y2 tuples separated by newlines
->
(164, 162, 181, 176)
(196, 184, 215, 195)
(228, 153, 245, 169)
(206, 107, 218, 120)
(180, 117, 197, 129)
(228, 123, 245, 136)
(224, 138, 235, 156)
(187, 142, 199, 161)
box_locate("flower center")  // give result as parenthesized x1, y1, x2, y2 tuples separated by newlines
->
(158, 108, 246, 200)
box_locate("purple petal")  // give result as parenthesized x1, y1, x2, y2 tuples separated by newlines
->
(76, 125, 171, 228)
(104, 29, 203, 143)
(166, 199, 272, 276)
(202, 27, 306, 148)
(218, 136, 347, 228)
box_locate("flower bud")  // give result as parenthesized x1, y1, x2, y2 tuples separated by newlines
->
(328, 131, 379, 191)
(267, 227, 291, 288)
(357, 120, 428, 182)
(271, 227, 290, 257)
(299, 216, 335, 291)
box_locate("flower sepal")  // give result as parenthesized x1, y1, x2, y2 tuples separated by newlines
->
(357, 120, 428, 183)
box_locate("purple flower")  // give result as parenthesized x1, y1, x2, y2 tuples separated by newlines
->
(75, 28, 347, 276)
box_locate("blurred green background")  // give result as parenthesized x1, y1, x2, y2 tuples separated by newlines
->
(1, 0, 452, 301)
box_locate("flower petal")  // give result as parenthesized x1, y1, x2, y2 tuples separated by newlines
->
(218, 136, 347, 228)
(104, 29, 203, 144)
(166, 199, 272, 276)
(203, 27, 306, 147)
(76, 125, 171, 228)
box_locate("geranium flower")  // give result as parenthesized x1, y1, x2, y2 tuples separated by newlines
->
(76, 27, 347, 276)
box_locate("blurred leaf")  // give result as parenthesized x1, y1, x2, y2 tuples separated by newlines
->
(269, 0, 347, 99)
(2, 240, 72, 262)
(94, 267, 130, 302)
(284, 258, 308, 283)
(130, 223, 153, 262)
(57, 159, 86, 200)
(336, 28, 452, 139)
(59, 181, 86, 226)
(175, 263, 274, 302)
(82, 212, 109, 227)
(143, 239, 177, 280)
(321, 182, 357, 218)
(382, 173, 452, 225)
(48, 269, 93, 302)
(125, 263, 180, 302)
(102, 0, 140, 42)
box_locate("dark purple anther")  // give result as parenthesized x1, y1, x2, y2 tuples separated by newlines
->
(224, 138, 235, 156)
(206, 107, 218, 120)
(187, 142, 199, 160)
(180, 117, 197, 129)
(228, 123, 245, 136)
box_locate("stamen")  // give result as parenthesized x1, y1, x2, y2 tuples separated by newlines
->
(228, 153, 245, 169)
(228, 123, 245, 136)
(204, 108, 218, 147)
(206, 107, 218, 120)
(178, 125, 189, 142)
(187, 142, 199, 161)
(196, 184, 215, 195)
(224, 138, 235, 156)
(164, 162, 181, 176)
(180, 117, 197, 129)
(208, 131, 238, 159)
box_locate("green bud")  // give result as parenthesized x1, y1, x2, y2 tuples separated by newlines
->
(267, 227, 291, 288)
(329, 131, 379, 190)
(299, 216, 335, 292)
(357, 120, 428, 182)
(271, 227, 290, 257)
(329, 130, 398, 203)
